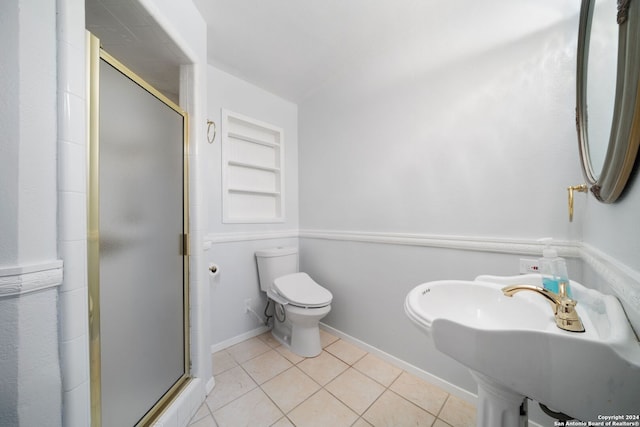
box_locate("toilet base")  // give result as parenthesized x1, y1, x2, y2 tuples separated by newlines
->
(271, 303, 331, 358)
(271, 321, 292, 348)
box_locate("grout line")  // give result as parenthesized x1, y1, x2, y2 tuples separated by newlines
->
(260, 364, 309, 415)
(319, 323, 477, 404)
(209, 332, 472, 427)
(436, 393, 451, 418)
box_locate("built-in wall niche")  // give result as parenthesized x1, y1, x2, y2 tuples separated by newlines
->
(221, 110, 284, 223)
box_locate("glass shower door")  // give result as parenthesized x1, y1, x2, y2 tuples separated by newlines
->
(88, 34, 189, 427)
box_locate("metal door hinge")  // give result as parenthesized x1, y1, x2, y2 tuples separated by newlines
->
(181, 233, 190, 256)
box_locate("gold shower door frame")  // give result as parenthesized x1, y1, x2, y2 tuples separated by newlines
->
(87, 32, 191, 427)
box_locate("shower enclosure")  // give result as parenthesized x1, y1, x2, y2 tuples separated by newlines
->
(87, 33, 190, 426)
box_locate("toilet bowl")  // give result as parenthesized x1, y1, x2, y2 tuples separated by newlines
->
(255, 248, 333, 357)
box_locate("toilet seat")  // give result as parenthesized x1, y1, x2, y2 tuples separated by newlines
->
(273, 272, 333, 308)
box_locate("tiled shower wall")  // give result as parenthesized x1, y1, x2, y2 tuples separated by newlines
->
(56, 0, 91, 424)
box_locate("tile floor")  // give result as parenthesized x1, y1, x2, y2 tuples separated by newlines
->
(189, 330, 476, 427)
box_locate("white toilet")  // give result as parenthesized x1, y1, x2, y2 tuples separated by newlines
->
(255, 247, 333, 357)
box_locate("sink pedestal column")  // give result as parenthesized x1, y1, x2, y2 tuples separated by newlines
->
(471, 372, 528, 427)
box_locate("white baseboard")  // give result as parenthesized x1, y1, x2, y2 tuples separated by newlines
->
(209, 321, 477, 403)
(207, 322, 552, 426)
(319, 323, 550, 427)
(319, 323, 478, 405)
(205, 377, 215, 394)
(210, 325, 270, 354)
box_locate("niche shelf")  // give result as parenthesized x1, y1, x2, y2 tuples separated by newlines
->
(221, 110, 284, 223)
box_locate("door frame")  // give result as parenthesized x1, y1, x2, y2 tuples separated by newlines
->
(86, 32, 191, 427)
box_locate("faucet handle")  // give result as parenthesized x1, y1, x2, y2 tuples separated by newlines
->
(557, 280, 570, 298)
(556, 298, 585, 332)
(502, 284, 585, 333)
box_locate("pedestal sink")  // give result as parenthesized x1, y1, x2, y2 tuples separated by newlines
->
(404, 274, 640, 427)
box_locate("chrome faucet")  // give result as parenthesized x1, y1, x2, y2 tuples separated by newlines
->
(502, 282, 585, 333)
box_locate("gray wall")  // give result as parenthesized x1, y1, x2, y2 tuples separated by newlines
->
(205, 66, 299, 347)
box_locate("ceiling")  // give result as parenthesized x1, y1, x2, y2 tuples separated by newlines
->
(86, 0, 581, 104)
(86, 0, 187, 102)
(192, 0, 580, 103)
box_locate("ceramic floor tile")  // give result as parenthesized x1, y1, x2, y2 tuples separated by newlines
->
(287, 389, 359, 427)
(226, 337, 272, 364)
(297, 350, 349, 385)
(189, 414, 218, 427)
(352, 418, 373, 427)
(363, 390, 436, 427)
(274, 344, 305, 364)
(212, 388, 283, 427)
(241, 349, 292, 384)
(189, 403, 212, 424)
(211, 350, 237, 375)
(389, 371, 448, 415)
(325, 368, 385, 415)
(271, 417, 295, 427)
(438, 395, 476, 427)
(257, 331, 281, 348)
(353, 353, 402, 387)
(324, 339, 367, 365)
(319, 329, 340, 348)
(261, 366, 321, 413)
(205, 366, 257, 412)
(206, 335, 470, 427)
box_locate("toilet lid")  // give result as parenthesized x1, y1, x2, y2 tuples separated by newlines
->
(273, 273, 333, 308)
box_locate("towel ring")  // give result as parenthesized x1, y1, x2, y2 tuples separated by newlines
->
(207, 120, 216, 144)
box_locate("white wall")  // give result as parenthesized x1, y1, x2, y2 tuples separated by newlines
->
(206, 66, 299, 235)
(299, 15, 583, 239)
(584, 183, 640, 272)
(0, 0, 58, 266)
(1, 0, 214, 424)
(0, 288, 62, 426)
(581, 180, 640, 332)
(0, 0, 62, 425)
(0, 0, 19, 265)
(205, 66, 299, 347)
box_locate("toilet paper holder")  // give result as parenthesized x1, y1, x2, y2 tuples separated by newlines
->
(208, 263, 220, 279)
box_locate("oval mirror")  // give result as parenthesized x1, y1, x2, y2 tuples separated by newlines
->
(576, 0, 640, 203)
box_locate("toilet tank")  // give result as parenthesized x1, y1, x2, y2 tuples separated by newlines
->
(255, 247, 299, 292)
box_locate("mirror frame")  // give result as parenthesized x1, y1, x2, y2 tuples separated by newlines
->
(576, 0, 640, 203)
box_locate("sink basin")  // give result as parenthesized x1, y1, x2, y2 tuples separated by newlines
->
(404, 274, 640, 423)
(404, 279, 555, 337)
